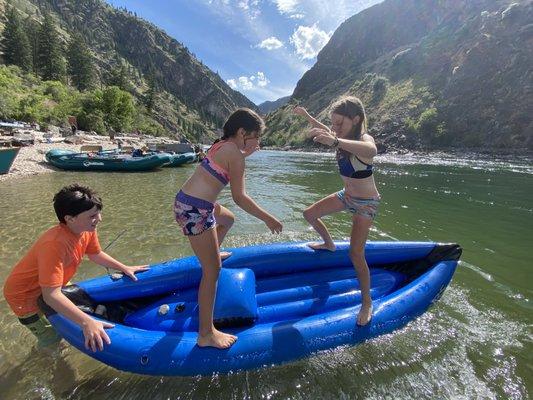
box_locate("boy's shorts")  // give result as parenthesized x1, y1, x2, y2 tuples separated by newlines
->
(18, 313, 62, 348)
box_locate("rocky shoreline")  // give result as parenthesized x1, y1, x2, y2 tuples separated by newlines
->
(0, 140, 116, 182)
(2, 138, 530, 183)
(0, 130, 192, 182)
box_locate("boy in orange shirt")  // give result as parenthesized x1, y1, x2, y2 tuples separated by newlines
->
(3, 184, 148, 351)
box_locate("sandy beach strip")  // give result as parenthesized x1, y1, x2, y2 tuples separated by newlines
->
(0, 140, 117, 182)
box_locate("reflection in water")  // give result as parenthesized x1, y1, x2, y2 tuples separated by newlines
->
(0, 151, 531, 399)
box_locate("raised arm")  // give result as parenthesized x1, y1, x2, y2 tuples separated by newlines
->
(337, 134, 377, 158)
(312, 129, 377, 159)
(227, 149, 282, 233)
(293, 106, 329, 131)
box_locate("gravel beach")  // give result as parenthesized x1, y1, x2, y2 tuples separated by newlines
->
(0, 138, 117, 182)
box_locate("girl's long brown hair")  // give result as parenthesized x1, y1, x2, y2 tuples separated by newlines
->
(331, 97, 367, 159)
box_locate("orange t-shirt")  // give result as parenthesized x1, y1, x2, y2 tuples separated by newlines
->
(3, 224, 101, 316)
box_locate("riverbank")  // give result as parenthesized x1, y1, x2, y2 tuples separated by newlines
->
(0, 140, 117, 182)
(0, 128, 200, 181)
(3, 140, 531, 183)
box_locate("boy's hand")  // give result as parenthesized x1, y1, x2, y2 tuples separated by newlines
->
(82, 318, 114, 352)
(265, 216, 283, 234)
(122, 265, 149, 281)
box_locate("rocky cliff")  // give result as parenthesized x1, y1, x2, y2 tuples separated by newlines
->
(265, 0, 532, 152)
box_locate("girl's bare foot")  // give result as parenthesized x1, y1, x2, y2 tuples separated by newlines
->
(197, 329, 237, 349)
(357, 303, 373, 326)
(307, 242, 336, 252)
(220, 251, 232, 260)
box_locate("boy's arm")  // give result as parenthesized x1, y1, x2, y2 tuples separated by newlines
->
(41, 286, 114, 352)
(87, 251, 149, 281)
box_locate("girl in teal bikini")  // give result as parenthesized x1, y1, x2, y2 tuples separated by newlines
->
(294, 97, 379, 326)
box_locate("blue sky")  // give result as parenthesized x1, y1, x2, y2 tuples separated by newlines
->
(105, 0, 382, 105)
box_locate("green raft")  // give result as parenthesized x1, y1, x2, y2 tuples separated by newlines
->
(0, 147, 20, 174)
(163, 152, 197, 167)
(45, 149, 170, 172)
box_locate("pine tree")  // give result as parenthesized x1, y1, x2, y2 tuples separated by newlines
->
(67, 33, 94, 91)
(1, 7, 33, 72)
(37, 13, 66, 81)
(25, 17, 41, 74)
(143, 66, 158, 113)
(107, 62, 131, 92)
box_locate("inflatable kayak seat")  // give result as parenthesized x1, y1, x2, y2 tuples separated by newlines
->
(124, 268, 257, 331)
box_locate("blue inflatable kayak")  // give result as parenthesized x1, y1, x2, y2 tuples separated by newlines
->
(39, 241, 461, 376)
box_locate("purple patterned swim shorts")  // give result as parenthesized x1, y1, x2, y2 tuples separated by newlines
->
(174, 191, 216, 236)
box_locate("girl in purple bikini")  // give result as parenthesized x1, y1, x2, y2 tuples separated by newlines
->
(174, 108, 282, 349)
(294, 97, 379, 326)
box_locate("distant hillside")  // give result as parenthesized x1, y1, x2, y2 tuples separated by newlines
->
(258, 96, 290, 115)
(0, 0, 257, 141)
(264, 0, 532, 152)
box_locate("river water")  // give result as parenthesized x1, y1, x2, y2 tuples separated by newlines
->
(0, 150, 531, 399)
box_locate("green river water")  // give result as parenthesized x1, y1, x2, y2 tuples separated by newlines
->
(0, 150, 531, 399)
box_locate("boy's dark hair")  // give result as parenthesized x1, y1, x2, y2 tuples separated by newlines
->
(53, 184, 103, 223)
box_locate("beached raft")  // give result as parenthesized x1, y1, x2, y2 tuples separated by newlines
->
(39, 241, 461, 376)
(0, 147, 20, 174)
(163, 152, 197, 167)
(45, 149, 170, 172)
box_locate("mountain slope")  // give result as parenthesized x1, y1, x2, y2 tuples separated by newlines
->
(258, 96, 290, 115)
(1, 0, 257, 141)
(265, 0, 532, 151)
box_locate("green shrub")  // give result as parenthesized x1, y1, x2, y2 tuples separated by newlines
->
(406, 107, 449, 145)
(373, 76, 389, 95)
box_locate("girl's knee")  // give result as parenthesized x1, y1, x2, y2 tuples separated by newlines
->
(219, 211, 235, 228)
(226, 212, 235, 226)
(349, 250, 366, 264)
(303, 208, 316, 222)
(202, 263, 222, 278)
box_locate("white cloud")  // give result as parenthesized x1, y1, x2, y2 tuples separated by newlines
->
(227, 71, 270, 91)
(237, 0, 261, 18)
(271, 1, 384, 28)
(288, 13, 305, 19)
(290, 24, 330, 60)
(238, 76, 255, 90)
(257, 36, 284, 50)
(257, 72, 269, 87)
(237, 0, 250, 10)
(273, 0, 300, 15)
(226, 78, 238, 89)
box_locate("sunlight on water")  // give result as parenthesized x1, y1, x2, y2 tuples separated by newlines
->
(0, 150, 531, 399)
